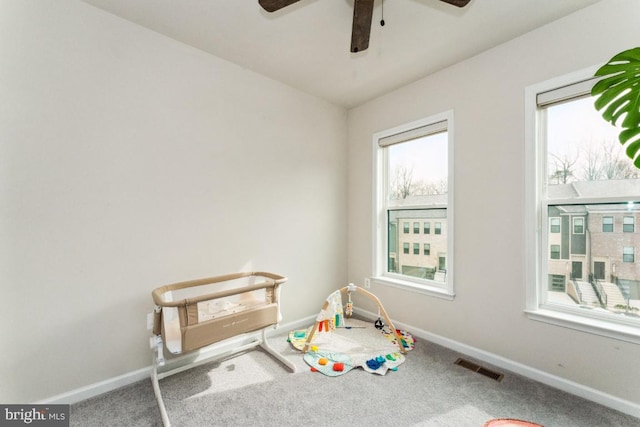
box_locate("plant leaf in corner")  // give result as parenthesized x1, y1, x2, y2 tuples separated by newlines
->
(592, 48, 640, 128)
(592, 47, 640, 164)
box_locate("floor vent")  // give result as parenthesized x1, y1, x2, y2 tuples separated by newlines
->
(454, 358, 504, 382)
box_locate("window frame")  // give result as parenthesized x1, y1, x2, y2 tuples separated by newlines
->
(525, 66, 640, 344)
(373, 111, 455, 299)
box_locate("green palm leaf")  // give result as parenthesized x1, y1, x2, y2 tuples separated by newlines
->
(592, 47, 640, 165)
(621, 128, 640, 168)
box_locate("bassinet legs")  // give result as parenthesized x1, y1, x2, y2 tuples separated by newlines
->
(259, 328, 297, 372)
(150, 328, 296, 427)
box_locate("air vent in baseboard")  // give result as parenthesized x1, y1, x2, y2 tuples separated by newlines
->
(454, 358, 504, 382)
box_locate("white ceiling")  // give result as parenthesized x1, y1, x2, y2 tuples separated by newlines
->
(81, 0, 601, 108)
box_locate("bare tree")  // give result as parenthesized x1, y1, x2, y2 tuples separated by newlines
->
(549, 152, 578, 184)
(391, 165, 413, 199)
(580, 143, 603, 181)
(391, 165, 448, 199)
(405, 177, 448, 196)
(422, 178, 448, 195)
(601, 143, 640, 179)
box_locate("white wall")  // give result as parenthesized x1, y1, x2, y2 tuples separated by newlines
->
(348, 0, 640, 408)
(0, 0, 346, 402)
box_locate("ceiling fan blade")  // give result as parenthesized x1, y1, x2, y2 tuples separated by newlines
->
(259, 0, 302, 13)
(350, 0, 375, 53)
(439, 0, 471, 7)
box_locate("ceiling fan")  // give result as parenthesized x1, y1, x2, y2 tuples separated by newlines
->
(259, 0, 471, 53)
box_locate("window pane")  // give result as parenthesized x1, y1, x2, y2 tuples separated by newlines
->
(388, 209, 446, 282)
(545, 96, 640, 197)
(378, 118, 451, 288)
(540, 90, 640, 323)
(547, 203, 640, 316)
(387, 132, 448, 203)
(573, 217, 584, 234)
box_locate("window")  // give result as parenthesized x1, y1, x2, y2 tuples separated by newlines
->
(549, 274, 565, 291)
(573, 217, 584, 234)
(403, 242, 409, 254)
(373, 111, 454, 299)
(526, 67, 640, 343)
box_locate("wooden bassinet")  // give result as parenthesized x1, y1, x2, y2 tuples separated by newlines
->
(150, 271, 295, 427)
(151, 271, 287, 355)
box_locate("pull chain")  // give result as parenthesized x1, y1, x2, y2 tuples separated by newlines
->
(380, 0, 385, 26)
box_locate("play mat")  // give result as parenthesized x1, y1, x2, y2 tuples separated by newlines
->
(288, 285, 415, 376)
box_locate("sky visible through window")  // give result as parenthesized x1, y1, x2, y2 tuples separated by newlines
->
(388, 132, 447, 183)
(546, 96, 635, 183)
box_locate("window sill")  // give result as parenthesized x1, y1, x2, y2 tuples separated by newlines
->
(525, 307, 640, 345)
(373, 276, 455, 301)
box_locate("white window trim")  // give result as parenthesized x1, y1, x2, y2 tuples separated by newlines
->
(525, 66, 640, 344)
(372, 111, 455, 300)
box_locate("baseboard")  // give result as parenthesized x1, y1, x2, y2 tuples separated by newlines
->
(38, 315, 316, 405)
(37, 366, 151, 405)
(355, 307, 640, 419)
